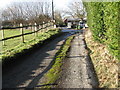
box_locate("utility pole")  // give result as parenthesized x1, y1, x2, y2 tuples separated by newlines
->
(52, 0, 54, 20)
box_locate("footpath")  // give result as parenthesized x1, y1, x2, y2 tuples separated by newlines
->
(57, 32, 99, 88)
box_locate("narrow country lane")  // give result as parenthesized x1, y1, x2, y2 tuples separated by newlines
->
(57, 32, 99, 88)
(3, 32, 71, 88)
(3, 29, 99, 89)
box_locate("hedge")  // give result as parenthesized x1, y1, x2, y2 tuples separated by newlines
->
(103, 2, 120, 60)
(83, 1, 120, 60)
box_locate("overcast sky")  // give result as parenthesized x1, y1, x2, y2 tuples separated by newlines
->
(0, 0, 118, 9)
(0, 0, 81, 9)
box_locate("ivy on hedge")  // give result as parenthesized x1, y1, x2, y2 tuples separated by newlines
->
(83, 1, 120, 60)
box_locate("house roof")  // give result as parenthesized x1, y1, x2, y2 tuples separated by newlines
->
(67, 18, 81, 22)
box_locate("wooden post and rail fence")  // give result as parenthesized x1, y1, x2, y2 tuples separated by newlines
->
(0, 21, 55, 46)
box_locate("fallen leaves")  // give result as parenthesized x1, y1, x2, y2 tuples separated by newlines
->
(85, 29, 118, 88)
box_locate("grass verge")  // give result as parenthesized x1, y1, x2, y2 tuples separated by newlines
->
(38, 35, 74, 88)
(85, 29, 118, 88)
(1, 29, 61, 64)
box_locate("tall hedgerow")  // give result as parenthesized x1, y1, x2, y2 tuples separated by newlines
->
(83, 2, 106, 43)
(103, 2, 120, 60)
(83, 1, 120, 60)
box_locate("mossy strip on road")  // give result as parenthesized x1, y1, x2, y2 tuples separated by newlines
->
(38, 35, 74, 88)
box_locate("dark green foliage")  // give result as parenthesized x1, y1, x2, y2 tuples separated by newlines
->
(83, 1, 120, 60)
(83, 2, 106, 42)
(103, 2, 120, 60)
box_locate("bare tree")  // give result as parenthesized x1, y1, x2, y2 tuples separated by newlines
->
(64, 2, 85, 19)
(54, 10, 63, 25)
(1, 1, 52, 27)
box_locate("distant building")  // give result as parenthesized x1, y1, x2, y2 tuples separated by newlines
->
(64, 18, 88, 29)
(64, 18, 81, 28)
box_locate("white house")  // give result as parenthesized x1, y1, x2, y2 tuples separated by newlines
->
(66, 18, 81, 28)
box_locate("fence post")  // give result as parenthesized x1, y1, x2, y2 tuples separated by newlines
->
(20, 23, 24, 43)
(46, 22, 48, 32)
(53, 20, 56, 28)
(50, 21, 53, 28)
(47, 22, 49, 32)
(34, 23, 37, 36)
(45, 23, 47, 32)
(39, 24, 41, 29)
(39, 24, 42, 33)
(31, 24, 35, 36)
(1, 29, 5, 46)
(29, 23, 32, 31)
(43, 21, 45, 33)
(48, 22, 50, 30)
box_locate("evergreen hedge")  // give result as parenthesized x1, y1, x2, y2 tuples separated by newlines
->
(83, 1, 120, 60)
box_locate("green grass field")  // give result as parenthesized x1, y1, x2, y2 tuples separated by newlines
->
(2, 29, 46, 52)
(1, 28, 60, 62)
